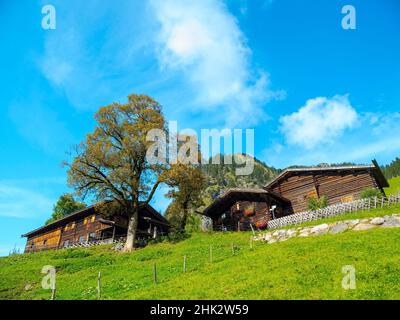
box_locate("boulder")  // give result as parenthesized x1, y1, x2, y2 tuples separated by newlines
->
(353, 223, 376, 231)
(370, 217, 385, 225)
(263, 234, 272, 242)
(298, 231, 310, 237)
(329, 223, 348, 234)
(310, 224, 329, 236)
(346, 219, 360, 228)
(382, 216, 400, 228)
(287, 229, 297, 237)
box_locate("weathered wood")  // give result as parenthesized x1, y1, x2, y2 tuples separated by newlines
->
(97, 272, 101, 299)
(153, 262, 157, 285)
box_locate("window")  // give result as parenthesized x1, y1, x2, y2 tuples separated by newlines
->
(83, 217, 88, 225)
(63, 240, 70, 247)
(71, 222, 76, 229)
(91, 215, 95, 223)
(43, 239, 47, 245)
(78, 236, 86, 243)
(64, 225, 69, 231)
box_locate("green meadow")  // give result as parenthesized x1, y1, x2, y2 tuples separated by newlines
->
(0, 177, 399, 300)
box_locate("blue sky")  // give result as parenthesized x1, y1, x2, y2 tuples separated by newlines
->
(0, 0, 399, 255)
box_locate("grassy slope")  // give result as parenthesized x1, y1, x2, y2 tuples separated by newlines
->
(1, 178, 399, 301)
(1, 223, 400, 300)
(385, 176, 400, 196)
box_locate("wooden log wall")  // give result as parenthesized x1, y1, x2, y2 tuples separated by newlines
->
(212, 199, 290, 231)
(269, 170, 378, 213)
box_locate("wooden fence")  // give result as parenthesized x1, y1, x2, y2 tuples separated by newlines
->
(267, 193, 400, 230)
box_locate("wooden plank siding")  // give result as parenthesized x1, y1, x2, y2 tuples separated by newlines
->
(23, 204, 170, 253)
(269, 170, 379, 213)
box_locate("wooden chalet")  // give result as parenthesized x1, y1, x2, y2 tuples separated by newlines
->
(203, 160, 389, 231)
(22, 203, 170, 253)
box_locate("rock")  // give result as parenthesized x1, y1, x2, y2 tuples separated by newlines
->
(329, 223, 348, 234)
(24, 284, 33, 291)
(370, 217, 385, 225)
(268, 238, 277, 244)
(382, 216, 400, 228)
(346, 219, 360, 228)
(310, 224, 329, 235)
(353, 223, 376, 231)
(287, 229, 297, 237)
(298, 231, 310, 237)
(263, 234, 272, 242)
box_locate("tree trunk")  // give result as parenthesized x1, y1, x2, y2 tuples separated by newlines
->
(179, 204, 189, 231)
(124, 207, 138, 252)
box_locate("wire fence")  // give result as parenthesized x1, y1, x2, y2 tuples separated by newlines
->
(267, 193, 400, 230)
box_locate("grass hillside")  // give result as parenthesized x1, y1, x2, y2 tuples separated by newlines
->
(1, 205, 400, 300)
(385, 176, 400, 196)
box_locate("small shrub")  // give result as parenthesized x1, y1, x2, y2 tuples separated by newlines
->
(307, 196, 328, 211)
(360, 188, 383, 199)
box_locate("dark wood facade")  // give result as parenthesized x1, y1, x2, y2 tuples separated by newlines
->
(203, 189, 291, 231)
(265, 162, 388, 213)
(22, 204, 170, 253)
(203, 161, 389, 230)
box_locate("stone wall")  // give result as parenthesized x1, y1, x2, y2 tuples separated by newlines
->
(254, 214, 400, 244)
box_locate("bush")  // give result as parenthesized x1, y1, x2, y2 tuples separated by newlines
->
(307, 196, 328, 211)
(360, 188, 383, 199)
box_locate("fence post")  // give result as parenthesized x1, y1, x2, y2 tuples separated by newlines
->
(374, 196, 377, 209)
(51, 283, 56, 301)
(153, 262, 157, 285)
(97, 272, 101, 300)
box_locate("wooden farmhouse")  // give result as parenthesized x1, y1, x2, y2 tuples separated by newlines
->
(22, 203, 170, 253)
(203, 160, 389, 231)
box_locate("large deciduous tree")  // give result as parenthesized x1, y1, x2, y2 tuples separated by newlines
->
(65, 94, 167, 251)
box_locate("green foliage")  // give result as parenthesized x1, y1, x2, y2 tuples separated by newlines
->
(360, 188, 383, 199)
(382, 157, 400, 180)
(200, 154, 281, 208)
(385, 176, 400, 196)
(163, 164, 205, 231)
(46, 193, 86, 225)
(307, 196, 328, 211)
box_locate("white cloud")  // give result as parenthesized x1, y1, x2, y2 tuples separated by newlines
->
(0, 181, 55, 218)
(150, 0, 282, 126)
(280, 95, 358, 149)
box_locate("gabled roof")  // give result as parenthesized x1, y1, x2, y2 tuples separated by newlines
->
(264, 160, 389, 190)
(22, 202, 169, 238)
(202, 188, 290, 218)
